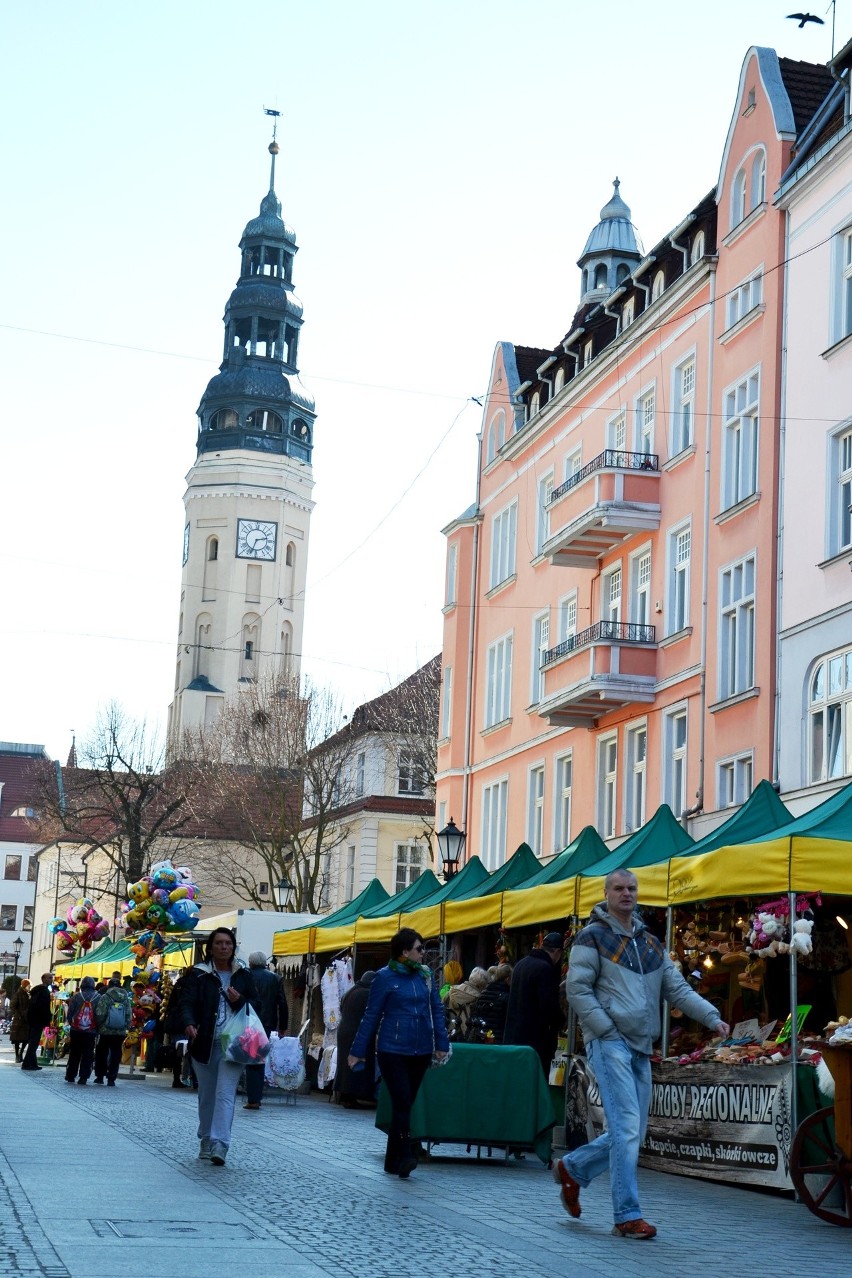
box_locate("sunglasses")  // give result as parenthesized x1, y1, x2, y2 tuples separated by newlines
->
(411, 943, 424, 952)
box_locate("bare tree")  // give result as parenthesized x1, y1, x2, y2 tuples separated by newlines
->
(32, 702, 196, 887)
(368, 655, 441, 850)
(184, 673, 358, 914)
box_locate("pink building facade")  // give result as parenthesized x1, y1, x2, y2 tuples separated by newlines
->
(437, 46, 837, 867)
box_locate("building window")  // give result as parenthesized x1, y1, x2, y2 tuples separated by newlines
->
(638, 390, 655, 455)
(344, 846, 356, 902)
(0, 904, 16, 930)
(834, 228, 852, 344)
(750, 150, 766, 208)
(630, 549, 651, 627)
(445, 543, 458, 606)
(672, 357, 695, 454)
(663, 707, 688, 816)
(727, 271, 763, 329)
(354, 751, 365, 798)
(4, 854, 22, 881)
(397, 751, 424, 795)
(554, 754, 572, 850)
(528, 390, 540, 420)
(602, 565, 622, 623)
(11, 805, 36, 819)
(718, 753, 754, 807)
(732, 167, 748, 227)
(667, 524, 691, 635)
(625, 723, 647, 833)
(597, 735, 618, 840)
(532, 614, 549, 704)
(319, 853, 332, 909)
(536, 474, 554, 554)
(809, 647, 852, 782)
(485, 634, 513, 727)
(559, 592, 578, 643)
(490, 502, 517, 589)
(622, 299, 635, 329)
(23, 905, 34, 931)
(528, 765, 545, 856)
(720, 554, 756, 699)
(27, 858, 38, 882)
(486, 411, 506, 464)
(829, 426, 852, 556)
(554, 367, 565, 393)
(722, 371, 759, 509)
(583, 339, 594, 367)
(608, 413, 627, 456)
(481, 779, 508, 870)
(651, 269, 665, 301)
(258, 881, 269, 897)
(440, 666, 452, 739)
(690, 231, 705, 264)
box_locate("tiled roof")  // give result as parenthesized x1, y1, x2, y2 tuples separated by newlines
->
(0, 750, 50, 844)
(321, 655, 442, 751)
(513, 345, 553, 385)
(778, 58, 835, 135)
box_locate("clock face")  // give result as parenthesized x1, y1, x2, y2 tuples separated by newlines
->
(182, 524, 190, 565)
(236, 518, 278, 561)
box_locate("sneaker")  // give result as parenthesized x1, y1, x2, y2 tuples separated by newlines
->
(551, 1158, 582, 1218)
(209, 1141, 227, 1166)
(198, 1138, 213, 1160)
(612, 1218, 657, 1240)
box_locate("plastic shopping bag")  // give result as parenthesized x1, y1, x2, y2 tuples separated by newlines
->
(219, 1004, 271, 1065)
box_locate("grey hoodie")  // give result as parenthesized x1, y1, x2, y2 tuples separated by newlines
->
(566, 903, 721, 1055)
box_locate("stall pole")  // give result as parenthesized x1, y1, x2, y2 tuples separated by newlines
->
(788, 889, 799, 1187)
(661, 907, 674, 1058)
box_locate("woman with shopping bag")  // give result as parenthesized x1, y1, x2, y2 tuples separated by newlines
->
(178, 927, 260, 1166)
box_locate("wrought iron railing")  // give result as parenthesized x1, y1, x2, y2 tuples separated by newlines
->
(549, 449, 659, 504)
(542, 620, 656, 666)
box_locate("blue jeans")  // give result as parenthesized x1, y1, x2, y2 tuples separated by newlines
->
(192, 1040, 242, 1148)
(562, 1036, 651, 1224)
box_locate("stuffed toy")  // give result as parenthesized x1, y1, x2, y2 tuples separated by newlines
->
(790, 917, 814, 956)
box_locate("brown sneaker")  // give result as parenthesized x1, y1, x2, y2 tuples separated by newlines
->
(551, 1159, 581, 1218)
(612, 1218, 657, 1239)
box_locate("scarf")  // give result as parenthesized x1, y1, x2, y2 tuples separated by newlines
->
(389, 957, 431, 982)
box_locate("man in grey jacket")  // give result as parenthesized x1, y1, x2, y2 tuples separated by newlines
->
(552, 870, 728, 1240)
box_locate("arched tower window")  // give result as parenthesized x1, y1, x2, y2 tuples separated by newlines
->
(202, 540, 218, 602)
(652, 269, 665, 301)
(616, 263, 630, 285)
(529, 391, 540, 420)
(210, 408, 239, 431)
(280, 621, 293, 675)
(732, 167, 748, 227)
(594, 263, 608, 290)
(486, 410, 506, 464)
(809, 647, 852, 782)
(582, 268, 589, 294)
(285, 542, 296, 607)
(554, 367, 565, 394)
(208, 538, 219, 561)
(750, 150, 766, 208)
(247, 408, 283, 433)
(690, 231, 705, 264)
(240, 613, 261, 682)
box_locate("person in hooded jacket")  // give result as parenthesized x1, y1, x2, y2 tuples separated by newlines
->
(334, 970, 377, 1107)
(178, 927, 257, 1166)
(348, 929, 449, 1177)
(64, 976, 99, 1084)
(552, 870, 729, 1241)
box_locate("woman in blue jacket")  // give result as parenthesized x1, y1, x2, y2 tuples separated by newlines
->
(348, 928, 449, 1177)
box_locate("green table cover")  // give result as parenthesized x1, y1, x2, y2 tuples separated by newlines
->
(376, 1043, 554, 1163)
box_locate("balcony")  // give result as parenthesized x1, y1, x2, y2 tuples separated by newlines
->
(543, 450, 661, 569)
(538, 620, 657, 727)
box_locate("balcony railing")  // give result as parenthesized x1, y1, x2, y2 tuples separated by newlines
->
(549, 449, 659, 504)
(543, 620, 656, 666)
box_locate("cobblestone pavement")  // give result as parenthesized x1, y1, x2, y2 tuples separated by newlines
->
(0, 1040, 845, 1278)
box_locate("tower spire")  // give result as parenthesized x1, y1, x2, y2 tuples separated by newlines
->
(264, 107, 281, 192)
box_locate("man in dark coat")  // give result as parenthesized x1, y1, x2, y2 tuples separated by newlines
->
(243, 952, 289, 1110)
(21, 972, 54, 1071)
(334, 971, 377, 1107)
(502, 933, 564, 1075)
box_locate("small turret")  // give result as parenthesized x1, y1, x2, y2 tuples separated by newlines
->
(577, 179, 643, 305)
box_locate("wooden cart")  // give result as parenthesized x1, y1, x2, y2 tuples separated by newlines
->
(790, 1043, 852, 1225)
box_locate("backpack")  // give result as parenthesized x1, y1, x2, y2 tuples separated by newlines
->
(97, 990, 129, 1032)
(71, 997, 95, 1032)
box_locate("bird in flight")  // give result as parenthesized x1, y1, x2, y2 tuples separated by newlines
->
(786, 12, 825, 26)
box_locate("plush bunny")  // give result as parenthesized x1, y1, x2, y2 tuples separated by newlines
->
(790, 917, 814, 957)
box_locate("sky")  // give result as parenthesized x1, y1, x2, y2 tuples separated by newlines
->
(0, 1, 840, 761)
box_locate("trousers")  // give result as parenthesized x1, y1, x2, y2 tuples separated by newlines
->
(95, 1035, 124, 1083)
(65, 1030, 97, 1083)
(562, 1035, 652, 1224)
(192, 1039, 242, 1147)
(377, 1051, 431, 1170)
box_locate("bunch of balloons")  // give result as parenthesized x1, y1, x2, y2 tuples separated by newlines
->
(119, 859, 202, 937)
(48, 899, 110, 956)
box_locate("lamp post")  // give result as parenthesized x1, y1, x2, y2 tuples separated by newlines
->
(13, 936, 23, 980)
(275, 876, 295, 911)
(436, 818, 466, 881)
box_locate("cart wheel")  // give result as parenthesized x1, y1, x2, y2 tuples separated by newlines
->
(790, 1106, 852, 1226)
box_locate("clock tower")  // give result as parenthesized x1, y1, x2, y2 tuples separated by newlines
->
(167, 133, 316, 745)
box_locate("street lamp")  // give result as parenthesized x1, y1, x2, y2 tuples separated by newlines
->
(437, 818, 466, 881)
(275, 877, 295, 910)
(12, 936, 23, 979)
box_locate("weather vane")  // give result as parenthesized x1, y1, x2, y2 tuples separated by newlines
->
(263, 106, 281, 143)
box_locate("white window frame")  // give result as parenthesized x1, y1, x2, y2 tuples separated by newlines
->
(485, 632, 513, 727)
(690, 230, 705, 264)
(808, 647, 852, 783)
(717, 753, 754, 807)
(629, 545, 652, 628)
(344, 845, 356, 902)
(527, 764, 545, 857)
(554, 753, 573, 851)
(565, 446, 582, 484)
(636, 386, 655, 455)
(558, 591, 578, 644)
(651, 269, 666, 301)
(602, 563, 622, 625)
(732, 166, 748, 228)
(440, 665, 452, 739)
(395, 841, 425, 893)
(596, 733, 618, 840)
(719, 553, 756, 699)
(486, 410, 506, 464)
(608, 412, 627, 457)
(397, 750, 424, 795)
(583, 339, 594, 368)
(624, 721, 647, 833)
(721, 369, 759, 510)
(667, 521, 691, 635)
(481, 778, 508, 870)
(671, 354, 696, 455)
(531, 612, 549, 704)
(528, 390, 540, 421)
(536, 472, 554, 555)
(828, 422, 852, 557)
(445, 543, 458, 607)
(622, 298, 635, 329)
(750, 150, 766, 208)
(662, 705, 688, 816)
(489, 501, 517, 589)
(726, 269, 763, 329)
(835, 227, 852, 345)
(554, 367, 565, 394)
(354, 750, 365, 798)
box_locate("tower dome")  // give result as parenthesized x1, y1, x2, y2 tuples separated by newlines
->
(577, 178, 643, 305)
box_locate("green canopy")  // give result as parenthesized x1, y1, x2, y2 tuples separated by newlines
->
(314, 877, 390, 930)
(358, 869, 442, 919)
(581, 805, 694, 878)
(411, 855, 491, 906)
(680, 779, 793, 858)
(451, 842, 542, 902)
(522, 826, 611, 888)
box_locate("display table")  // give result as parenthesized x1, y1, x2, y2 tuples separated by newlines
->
(376, 1043, 554, 1163)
